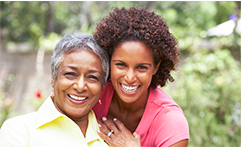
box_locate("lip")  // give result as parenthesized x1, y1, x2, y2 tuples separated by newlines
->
(120, 83, 140, 95)
(67, 94, 89, 105)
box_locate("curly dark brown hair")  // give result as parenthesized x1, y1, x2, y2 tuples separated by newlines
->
(94, 6, 179, 88)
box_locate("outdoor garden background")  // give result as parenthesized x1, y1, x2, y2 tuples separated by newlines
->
(0, 1, 240, 146)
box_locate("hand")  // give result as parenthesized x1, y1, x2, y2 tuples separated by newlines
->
(97, 117, 141, 147)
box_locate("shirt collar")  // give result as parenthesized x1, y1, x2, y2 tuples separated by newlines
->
(35, 96, 103, 143)
(86, 110, 101, 143)
(36, 96, 65, 129)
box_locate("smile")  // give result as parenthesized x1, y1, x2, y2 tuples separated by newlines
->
(120, 84, 139, 93)
(68, 94, 88, 101)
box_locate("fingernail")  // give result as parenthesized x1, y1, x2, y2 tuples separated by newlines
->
(98, 123, 101, 127)
(113, 118, 117, 121)
(102, 117, 107, 121)
(97, 130, 101, 133)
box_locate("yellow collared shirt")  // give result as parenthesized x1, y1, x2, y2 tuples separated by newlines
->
(0, 96, 109, 147)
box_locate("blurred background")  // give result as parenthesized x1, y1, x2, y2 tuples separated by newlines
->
(0, 1, 240, 146)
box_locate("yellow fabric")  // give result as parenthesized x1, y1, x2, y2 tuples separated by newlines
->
(0, 96, 109, 147)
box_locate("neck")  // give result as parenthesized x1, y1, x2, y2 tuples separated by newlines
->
(113, 89, 149, 114)
(71, 114, 89, 137)
(51, 96, 89, 137)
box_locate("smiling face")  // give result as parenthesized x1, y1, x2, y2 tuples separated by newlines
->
(51, 49, 103, 121)
(111, 41, 160, 104)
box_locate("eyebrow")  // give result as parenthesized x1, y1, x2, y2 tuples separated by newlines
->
(63, 66, 102, 74)
(112, 60, 152, 67)
(64, 65, 78, 70)
(88, 69, 102, 75)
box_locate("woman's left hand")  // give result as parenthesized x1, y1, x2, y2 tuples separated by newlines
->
(97, 117, 141, 147)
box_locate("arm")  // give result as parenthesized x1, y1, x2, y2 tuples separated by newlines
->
(170, 139, 188, 147)
(154, 108, 189, 147)
(97, 117, 141, 147)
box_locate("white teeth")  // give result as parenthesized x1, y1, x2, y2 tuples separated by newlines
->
(68, 94, 87, 101)
(121, 84, 139, 92)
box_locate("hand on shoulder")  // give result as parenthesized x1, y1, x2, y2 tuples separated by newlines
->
(97, 117, 141, 147)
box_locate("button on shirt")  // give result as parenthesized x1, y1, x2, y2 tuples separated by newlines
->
(0, 96, 109, 147)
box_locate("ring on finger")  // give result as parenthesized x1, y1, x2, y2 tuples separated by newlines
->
(107, 130, 114, 137)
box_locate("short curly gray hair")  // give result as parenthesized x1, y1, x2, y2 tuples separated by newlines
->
(51, 33, 109, 87)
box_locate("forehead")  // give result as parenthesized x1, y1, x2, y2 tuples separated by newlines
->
(112, 41, 154, 62)
(60, 50, 102, 71)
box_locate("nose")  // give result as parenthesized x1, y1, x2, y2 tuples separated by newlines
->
(124, 68, 137, 84)
(74, 76, 86, 92)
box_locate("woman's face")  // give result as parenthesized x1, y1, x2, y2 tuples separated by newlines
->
(52, 49, 103, 121)
(111, 41, 159, 104)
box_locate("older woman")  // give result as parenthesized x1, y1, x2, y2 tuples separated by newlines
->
(0, 33, 109, 147)
(93, 6, 189, 147)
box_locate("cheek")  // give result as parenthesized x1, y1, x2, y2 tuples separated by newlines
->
(53, 81, 71, 99)
(111, 67, 125, 79)
(56, 78, 73, 89)
(89, 83, 102, 97)
(53, 83, 63, 100)
(138, 72, 154, 83)
(110, 70, 117, 79)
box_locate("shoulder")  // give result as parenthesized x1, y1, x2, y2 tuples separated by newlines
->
(1, 112, 38, 128)
(92, 81, 114, 119)
(99, 81, 114, 100)
(149, 87, 175, 105)
(99, 81, 114, 101)
(154, 106, 188, 129)
(148, 87, 182, 113)
(102, 81, 114, 92)
(1, 112, 38, 132)
(0, 112, 37, 146)
(148, 87, 188, 127)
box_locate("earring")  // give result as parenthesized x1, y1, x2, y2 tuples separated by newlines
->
(99, 100, 102, 105)
(51, 87, 54, 97)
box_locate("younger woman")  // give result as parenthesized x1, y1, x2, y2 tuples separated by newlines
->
(93, 6, 189, 147)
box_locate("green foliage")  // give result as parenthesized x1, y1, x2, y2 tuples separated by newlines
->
(1, 1, 240, 52)
(39, 33, 62, 52)
(164, 49, 241, 146)
(1, 1, 46, 46)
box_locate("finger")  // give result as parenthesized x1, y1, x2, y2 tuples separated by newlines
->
(133, 132, 141, 140)
(97, 130, 113, 145)
(97, 119, 102, 124)
(133, 132, 141, 147)
(98, 121, 111, 135)
(102, 117, 119, 133)
(113, 118, 132, 135)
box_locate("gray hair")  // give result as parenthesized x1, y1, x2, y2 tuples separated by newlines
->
(51, 33, 109, 87)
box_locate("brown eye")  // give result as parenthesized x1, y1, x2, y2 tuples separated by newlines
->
(137, 66, 148, 72)
(138, 66, 148, 70)
(88, 75, 99, 81)
(87, 75, 101, 83)
(64, 72, 77, 79)
(116, 63, 126, 66)
(115, 63, 127, 69)
(64, 72, 76, 76)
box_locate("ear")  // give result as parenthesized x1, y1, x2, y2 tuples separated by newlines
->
(153, 59, 161, 75)
(51, 75, 55, 88)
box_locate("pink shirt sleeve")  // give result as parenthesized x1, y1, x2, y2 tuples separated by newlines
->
(153, 107, 189, 147)
(136, 87, 189, 147)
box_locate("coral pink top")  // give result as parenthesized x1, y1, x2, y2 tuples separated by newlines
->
(93, 82, 189, 147)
